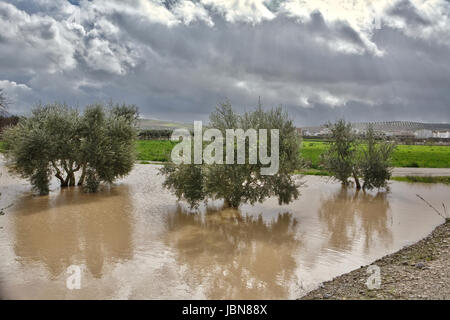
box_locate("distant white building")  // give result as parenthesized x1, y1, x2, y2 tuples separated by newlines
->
(433, 131, 450, 139)
(384, 130, 414, 139)
(317, 128, 330, 136)
(414, 129, 433, 139)
(297, 122, 450, 139)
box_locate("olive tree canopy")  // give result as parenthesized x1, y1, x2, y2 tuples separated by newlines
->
(359, 125, 396, 190)
(322, 120, 395, 190)
(3, 102, 138, 195)
(321, 120, 360, 188)
(160, 101, 302, 208)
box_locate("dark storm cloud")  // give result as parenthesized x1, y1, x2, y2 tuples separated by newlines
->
(388, 0, 431, 26)
(0, 0, 449, 125)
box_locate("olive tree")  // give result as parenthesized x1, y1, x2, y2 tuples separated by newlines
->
(3, 122, 52, 195)
(322, 120, 395, 190)
(80, 103, 138, 192)
(359, 125, 396, 190)
(3, 103, 81, 194)
(3, 102, 138, 195)
(40, 104, 82, 187)
(160, 101, 301, 208)
(321, 120, 361, 188)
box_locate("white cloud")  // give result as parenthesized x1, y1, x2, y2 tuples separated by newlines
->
(0, 80, 32, 92)
(384, 0, 450, 45)
(173, 0, 214, 26)
(0, 2, 79, 72)
(279, 0, 393, 56)
(138, 0, 179, 26)
(281, 0, 450, 50)
(201, 0, 275, 24)
(0, 80, 32, 113)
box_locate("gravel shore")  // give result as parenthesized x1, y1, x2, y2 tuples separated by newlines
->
(301, 219, 450, 300)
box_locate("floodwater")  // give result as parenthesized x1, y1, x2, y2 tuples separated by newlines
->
(0, 163, 448, 299)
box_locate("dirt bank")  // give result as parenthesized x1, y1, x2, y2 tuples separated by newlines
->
(301, 219, 450, 300)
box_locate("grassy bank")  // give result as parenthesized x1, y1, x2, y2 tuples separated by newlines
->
(134, 140, 450, 168)
(295, 168, 331, 176)
(391, 176, 450, 184)
(294, 173, 450, 184)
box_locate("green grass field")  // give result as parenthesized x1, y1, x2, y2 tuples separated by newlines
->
(134, 140, 450, 168)
(301, 140, 450, 168)
(301, 141, 327, 169)
(1, 139, 449, 168)
(391, 144, 450, 168)
(136, 140, 178, 162)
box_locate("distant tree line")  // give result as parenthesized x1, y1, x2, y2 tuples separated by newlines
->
(138, 129, 173, 140)
(138, 129, 195, 140)
(0, 115, 20, 133)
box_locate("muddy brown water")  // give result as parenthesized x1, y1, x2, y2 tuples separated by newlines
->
(0, 163, 448, 299)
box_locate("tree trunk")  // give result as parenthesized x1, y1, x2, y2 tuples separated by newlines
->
(55, 172, 65, 186)
(52, 161, 66, 186)
(62, 175, 70, 187)
(353, 172, 361, 189)
(224, 198, 240, 209)
(68, 172, 76, 186)
(77, 165, 86, 186)
(224, 198, 232, 208)
(59, 160, 70, 187)
(51, 160, 83, 188)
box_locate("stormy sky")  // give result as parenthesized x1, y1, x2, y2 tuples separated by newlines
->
(0, 0, 449, 126)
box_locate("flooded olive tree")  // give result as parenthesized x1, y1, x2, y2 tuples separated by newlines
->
(2, 102, 138, 195)
(160, 102, 302, 208)
(322, 120, 395, 190)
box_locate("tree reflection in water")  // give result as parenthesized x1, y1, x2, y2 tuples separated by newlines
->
(12, 186, 134, 279)
(166, 205, 301, 299)
(318, 188, 393, 253)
